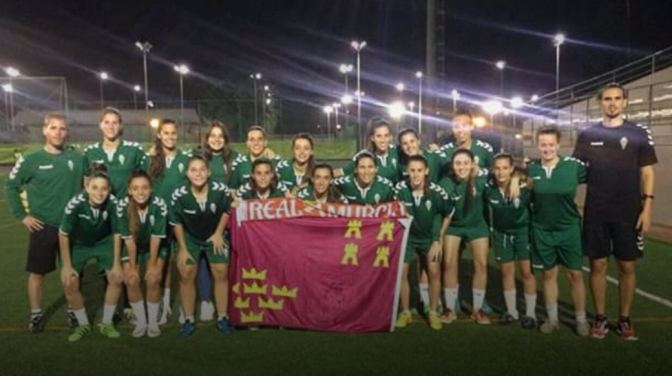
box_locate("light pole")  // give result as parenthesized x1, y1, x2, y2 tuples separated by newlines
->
(339, 64, 353, 130)
(133, 85, 141, 110)
(5, 67, 20, 131)
(99, 72, 109, 109)
(554, 33, 566, 113)
(333, 102, 341, 133)
(173, 64, 189, 135)
(495, 60, 506, 97)
(451, 89, 460, 112)
(482, 100, 504, 131)
(351, 40, 367, 149)
(395, 82, 405, 101)
(388, 101, 405, 131)
(262, 85, 270, 125)
(323, 105, 333, 138)
(416, 71, 423, 134)
(250, 73, 261, 125)
(407, 101, 415, 128)
(2, 84, 12, 128)
(135, 41, 152, 119)
(510, 96, 524, 130)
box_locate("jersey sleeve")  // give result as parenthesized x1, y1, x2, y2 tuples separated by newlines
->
(572, 129, 588, 162)
(116, 200, 131, 238)
(4, 155, 31, 220)
(59, 195, 81, 235)
(576, 159, 588, 184)
(638, 126, 658, 167)
(108, 197, 119, 234)
(169, 192, 184, 225)
(342, 159, 355, 176)
(152, 198, 168, 237)
(221, 185, 232, 213)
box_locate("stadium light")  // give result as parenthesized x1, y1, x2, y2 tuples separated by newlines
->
(135, 41, 152, 118)
(250, 72, 262, 124)
(495, 61, 506, 96)
(510, 96, 524, 109)
(351, 40, 367, 149)
(416, 71, 423, 133)
(173, 64, 189, 130)
(387, 101, 405, 121)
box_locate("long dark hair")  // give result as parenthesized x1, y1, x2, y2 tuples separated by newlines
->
(249, 158, 279, 194)
(149, 119, 177, 180)
(365, 117, 392, 154)
(291, 133, 315, 184)
(451, 149, 476, 213)
(126, 171, 152, 244)
(202, 121, 235, 182)
(406, 154, 430, 196)
(397, 128, 420, 167)
(311, 163, 346, 203)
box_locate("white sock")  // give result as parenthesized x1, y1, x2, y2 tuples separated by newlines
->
(218, 313, 228, 320)
(101, 304, 116, 324)
(546, 304, 559, 323)
(473, 289, 486, 312)
(186, 315, 195, 323)
(419, 283, 429, 306)
(524, 293, 537, 319)
(575, 311, 587, 323)
(503, 289, 519, 318)
(163, 289, 171, 306)
(147, 302, 160, 326)
(130, 300, 147, 326)
(73, 308, 89, 326)
(443, 288, 458, 311)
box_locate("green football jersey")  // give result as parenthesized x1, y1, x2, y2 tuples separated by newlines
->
(236, 181, 290, 200)
(398, 149, 448, 183)
(439, 169, 489, 228)
(484, 182, 531, 232)
(332, 175, 396, 205)
(342, 145, 400, 183)
(276, 159, 310, 191)
(83, 140, 147, 197)
(5, 148, 85, 227)
(60, 192, 118, 246)
(394, 180, 454, 242)
(296, 185, 349, 204)
(229, 153, 282, 190)
(169, 181, 232, 243)
(116, 195, 168, 251)
(145, 150, 191, 203)
(527, 156, 587, 231)
(436, 139, 494, 172)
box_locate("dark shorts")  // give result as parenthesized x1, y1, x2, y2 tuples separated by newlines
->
(26, 224, 60, 275)
(583, 214, 644, 261)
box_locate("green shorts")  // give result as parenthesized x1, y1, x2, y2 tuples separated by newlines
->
(183, 234, 229, 264)
(493, 229, 530, 263)
(446, 222, 489, 243)
(531, 225, 583, 270)
(71, 237, 114, 272)
(404, 239, 431, 263)
(120, 238, 170, 264)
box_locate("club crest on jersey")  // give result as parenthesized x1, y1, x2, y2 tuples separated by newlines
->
(102, 211, 108, 221)
(620, 137, 628, 150)
(210, 203, 217, 213)
(425, 200, 432, 211)
(67, 160, 74, 172)
(474, 156, 480, 165)
(513, 198, 520, 208)
(374, 193, 381, 204)
(178, 163, 184, 174)
(119, 155, 126, 165)
(392, 158, 397, 166)
(150, 215, 155, 226)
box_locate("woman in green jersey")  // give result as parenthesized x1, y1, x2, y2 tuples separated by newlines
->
(339, 118, 400, 183)
(333, 152, 396, 205)
(276, 133, 316, 194)
(296, 163, 348, 204)
(439, 149, 491, 325)
(59, 166, 122, 342)
(116, 171, 169, 338)
(236, 158, 290, 200)
(201, 121, 238, 185)
(170, 156, 234, 337)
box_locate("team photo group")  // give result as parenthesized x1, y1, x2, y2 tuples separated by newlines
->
(4, 82, 656, 342)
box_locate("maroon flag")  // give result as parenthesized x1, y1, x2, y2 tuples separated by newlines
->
(229, 198, 411, 332)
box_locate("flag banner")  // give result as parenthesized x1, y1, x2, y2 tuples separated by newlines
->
(229, 198, 411, 333)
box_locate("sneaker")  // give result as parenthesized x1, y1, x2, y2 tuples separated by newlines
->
(124, 308, 136, 325)
(200, 301, 215, 322)
(471, 309, 491, 325)
(422, 304, 430, 316)
(428, 311, 442, 330)
(68, 325, 92, 342)
(590, 315, 609, 339)
(498, 313, 518, 325)
(216, 317, 234, 334)
(576, 321, 590, 337)
(132, 324, 148, 338)
(178, 308, 186, 324)
(147, 324, 161, 338)
(395, 311, 412, 328)
(439, 308, 457, 324)
(29, 314, 45, 333)
(521, 316, 537, 329)
(539, 320, 560, 334)
(616, 318, 639, 341)
(66, 309, 78, 329)
(99, 323, 121, 339)
(180, 320, 196, 337)
(158, 302, 172, 325)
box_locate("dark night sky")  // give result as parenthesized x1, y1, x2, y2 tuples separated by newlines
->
(2, 0, 672, 133)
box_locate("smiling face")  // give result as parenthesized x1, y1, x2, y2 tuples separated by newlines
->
(355, 156, 377, 186)
(247, 129, 267, 157)
(452, 152, 473, 180)
(400, 132, 421, 156)
(370, 125, 391, 153)
(408, 160, 428, 190)
(600, 87, 627, 121)
(537, 133, 560, 163)
(187, 158, 209, 188)
(452, 114, 473, 145)
(100, 113, 122, 142)
(158, 123, 178, 151)
(207, 126, 225, 152)
(293, 138, 313, 165)
(252, 162, 274, 191)
(43, 118, 67, 149)
(493, 157, 514, 186)
(312, 167, 332, 197)
(128, 176, 151, 206)
(86, 176, 110, 207)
